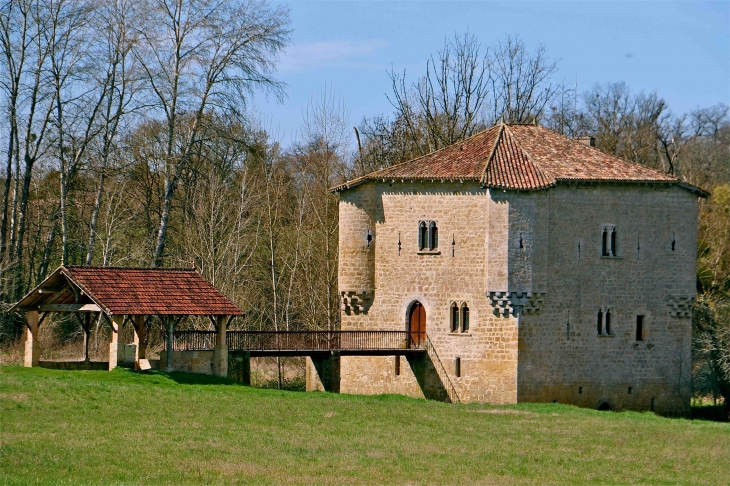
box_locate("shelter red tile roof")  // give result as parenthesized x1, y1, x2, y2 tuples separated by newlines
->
(332, 123, 706, 196)
(12, 266, 243, 316)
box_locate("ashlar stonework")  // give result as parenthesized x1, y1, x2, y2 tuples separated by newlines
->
(333, 123, 706, 414)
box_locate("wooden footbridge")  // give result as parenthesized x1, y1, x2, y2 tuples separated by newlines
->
(171, 330, 427, 357)
(13, 265, 458, 403)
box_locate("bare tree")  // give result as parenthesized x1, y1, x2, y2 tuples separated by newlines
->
(133, 0, 290, 267)
(85, 0, 141, 266)
(658, 104, 729, 178)
(292, 88, 348, 331)
(388, 32, 490, 154)
(1, 0, 62, 298)
(694, 293, 730, 419)
(489, 36, 558, 124)
(181, 122, 262, 299)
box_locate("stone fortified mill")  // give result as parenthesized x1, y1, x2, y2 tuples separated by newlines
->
(330, 122, 707, 414)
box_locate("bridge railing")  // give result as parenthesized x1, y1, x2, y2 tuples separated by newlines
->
(172, 330, 217, 351)
(170, 330, 424, 352)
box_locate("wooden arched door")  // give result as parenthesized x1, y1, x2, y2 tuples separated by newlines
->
(409, 302, 426, 346)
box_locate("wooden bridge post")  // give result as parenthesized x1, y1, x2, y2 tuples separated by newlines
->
(24, 311, 40, 368)
(213, 316, 228, 377)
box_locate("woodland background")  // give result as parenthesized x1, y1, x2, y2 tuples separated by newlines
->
(0, 0, 728, 411)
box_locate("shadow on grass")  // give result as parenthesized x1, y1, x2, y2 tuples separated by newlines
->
(691, 404, 729, 422)
(137, 369, 240, 386)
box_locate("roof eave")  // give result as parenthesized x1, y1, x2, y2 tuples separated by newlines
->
(61, 267, 113, 316)
(677, 181, 710, 198)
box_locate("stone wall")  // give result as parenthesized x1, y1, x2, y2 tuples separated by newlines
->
(337, 180, 698, 412)
(517, 184, 697, 414)
(159, 350, 215, 375)
(338, 181, 518, 404)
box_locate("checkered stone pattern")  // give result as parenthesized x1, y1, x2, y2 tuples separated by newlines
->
(665, 294, 695, 318)
(488, 291, 545, 316)
(340, 291, 372, 314)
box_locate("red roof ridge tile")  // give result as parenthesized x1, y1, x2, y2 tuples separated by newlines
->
(64, 265, 197, 271)
(480, 123, 506, 183)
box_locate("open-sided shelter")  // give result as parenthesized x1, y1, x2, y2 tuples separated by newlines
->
(11, 266, 242, 374)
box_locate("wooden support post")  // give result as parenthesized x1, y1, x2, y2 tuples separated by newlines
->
(109, 315, 123, 371)
(213, 315, 228, 377)
(24, 311, 40, 367)
(165, 318, 175, 372)
(83, 313, 91, 362)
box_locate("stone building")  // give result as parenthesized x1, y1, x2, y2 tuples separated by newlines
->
(331, 123, 707, 413)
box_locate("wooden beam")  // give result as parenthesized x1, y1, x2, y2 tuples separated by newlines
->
(38, 286, 68, 294)
(29, 304, 102, 313)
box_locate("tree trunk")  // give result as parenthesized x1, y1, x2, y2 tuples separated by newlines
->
(86, 171, 106, 265)
(37, 207, 60, 282)
(12, 154, 35, 298)
(0, 121, 14, 260)
(153, 178, 176, 267)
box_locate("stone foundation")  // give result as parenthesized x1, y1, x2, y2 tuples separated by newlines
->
(159, 350, 215, 374)
(305, 354, 341, 392)
(38, 361, 109, 371)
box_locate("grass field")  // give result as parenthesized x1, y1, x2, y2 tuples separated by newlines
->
(1, 367, 729, 485)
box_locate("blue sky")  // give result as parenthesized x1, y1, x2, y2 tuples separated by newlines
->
(254, 1, 730, 147)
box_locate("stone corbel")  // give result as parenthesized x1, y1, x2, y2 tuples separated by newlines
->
(340, 290, 373, 315)
(665, 294, 694, 318)
(487, 291, 545, 317)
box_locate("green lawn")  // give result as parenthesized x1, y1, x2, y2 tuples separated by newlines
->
(1, 367, 728, 485)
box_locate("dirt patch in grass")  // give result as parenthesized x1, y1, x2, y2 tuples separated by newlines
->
(0, 392, 28, 401)
(466, 408, 535, 415)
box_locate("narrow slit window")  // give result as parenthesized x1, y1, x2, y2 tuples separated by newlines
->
(394, 356, 401, 376)
(461, 305, 469, 333)
(602, 228, 609, 256)
(636, 315, 644, 342)
(454, 357, 461, 377)
(605, 309, 612, 335)
(597, 310, 603, 335)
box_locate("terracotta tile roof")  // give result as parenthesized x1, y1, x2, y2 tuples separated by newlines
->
(12, 266, 243, 316)
(332, 123, 706, 196)
(483, 125, 555, 190)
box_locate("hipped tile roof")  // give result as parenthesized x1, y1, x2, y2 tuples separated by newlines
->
(332, 123, 706, 196)
(12, 266, 243, 316)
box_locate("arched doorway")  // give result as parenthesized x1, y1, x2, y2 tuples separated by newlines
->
(408, 301, 426, 346)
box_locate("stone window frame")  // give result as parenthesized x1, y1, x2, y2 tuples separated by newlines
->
(449, 301, 470, 334)
(597, 306, 614, 336)
(450, 302, 459, 333)
(418, 220, 439, 252)
(460, 303, 469, 333)
(601, 224, 619, 258)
